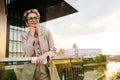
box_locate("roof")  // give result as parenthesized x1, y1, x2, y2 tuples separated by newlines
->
(7, 0, 78, 26)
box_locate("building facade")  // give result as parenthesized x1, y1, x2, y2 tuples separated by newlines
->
(63, 48, 102, 58)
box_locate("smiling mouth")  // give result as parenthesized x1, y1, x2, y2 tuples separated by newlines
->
(31, 23, 37, 25)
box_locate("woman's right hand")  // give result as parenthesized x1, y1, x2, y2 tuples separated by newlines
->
(29, 27, 38, 37)
(29, 27, 35, 36)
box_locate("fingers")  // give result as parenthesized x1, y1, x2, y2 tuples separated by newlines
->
(36, 57, 43, 64)
(35, 54, 48, 64)
(30, 27, 38, 37)
(29, 27, 35, 36)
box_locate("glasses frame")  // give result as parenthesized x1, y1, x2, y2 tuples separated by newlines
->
(27, 16, 40, 22)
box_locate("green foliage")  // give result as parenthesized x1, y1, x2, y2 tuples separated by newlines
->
(100, 55, 107, 62)
(95, 56, 101, 63)
(4, 70, 17, 80)
(83, 54, 107, 64)
(0, 69, 4, 80)
(84, 66, 95, 72)
(83, 58, 95, 64)
(83, 55, 107, 72)
(84, 65, 106, 73)
(97, 66, 106, 73)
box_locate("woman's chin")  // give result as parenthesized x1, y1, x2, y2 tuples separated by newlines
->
(31, 26, 37, 28)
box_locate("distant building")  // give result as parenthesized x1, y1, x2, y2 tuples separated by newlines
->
(63, 48, 102, 58)
(78, 49, 102, 56)
(65, 49, 75, 56)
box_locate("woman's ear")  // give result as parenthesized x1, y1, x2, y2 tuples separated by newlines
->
(25, 22, 29, 27)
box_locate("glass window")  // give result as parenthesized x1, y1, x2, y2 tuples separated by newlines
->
(9, 25, 25, 57)
(17, 42, 21, 52)
(9, 41, 13, 52)
(9, 29, 14, 40)
(18, 31, 21, 41)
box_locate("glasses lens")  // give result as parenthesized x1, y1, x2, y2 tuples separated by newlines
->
(34, 17, 39, 20)
(27, 17, 39, 21)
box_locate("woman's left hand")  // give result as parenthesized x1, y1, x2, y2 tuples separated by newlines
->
(36, 53, 48, 64)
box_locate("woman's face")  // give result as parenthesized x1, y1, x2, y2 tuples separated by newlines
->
(26, 13, 40, 28)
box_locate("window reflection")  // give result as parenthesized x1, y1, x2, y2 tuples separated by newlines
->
(9, 25, 25, 57)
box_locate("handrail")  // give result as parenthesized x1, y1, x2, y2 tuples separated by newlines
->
(84, 62, 107, 67)
(0, 56, 107, 66)
(0, 56, 74, 62)
(0, 57, 31, 62)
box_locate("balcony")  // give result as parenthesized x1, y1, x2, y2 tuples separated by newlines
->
(0, 56, 106, 80)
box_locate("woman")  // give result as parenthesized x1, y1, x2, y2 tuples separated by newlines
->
(21, 9, 56, 80)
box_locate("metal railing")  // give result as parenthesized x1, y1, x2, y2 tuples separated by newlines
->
(0, 56, 107, 80)
(0, 56, 74, 62)
(0, 56, 84, 80)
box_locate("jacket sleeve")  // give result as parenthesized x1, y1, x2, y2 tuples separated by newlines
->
(21, 32, 35, 57)
(45, 29, 56, 58)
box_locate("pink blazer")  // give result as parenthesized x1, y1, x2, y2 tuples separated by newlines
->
(21, 27, 56, 58)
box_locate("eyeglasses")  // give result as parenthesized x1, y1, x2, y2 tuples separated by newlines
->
(27, 16, 39, 21)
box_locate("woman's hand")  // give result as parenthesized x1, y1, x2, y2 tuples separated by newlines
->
(29, 27, 35, 36)
(36, 53, 48, 64)
(29, 27, 38, 37)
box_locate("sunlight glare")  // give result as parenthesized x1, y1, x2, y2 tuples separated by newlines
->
(106, 62, 120, 79)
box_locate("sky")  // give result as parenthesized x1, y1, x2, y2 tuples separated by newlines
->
(43, 0, 120, 55)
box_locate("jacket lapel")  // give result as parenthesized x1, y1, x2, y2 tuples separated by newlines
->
(38, 27, 45, 54)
